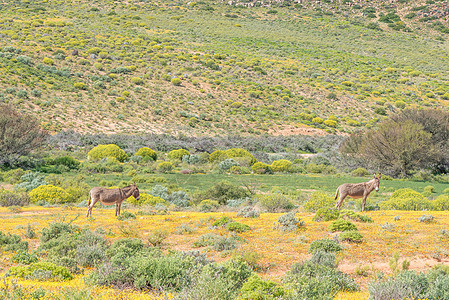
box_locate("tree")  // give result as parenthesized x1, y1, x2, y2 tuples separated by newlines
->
(0, 104, 46, 167)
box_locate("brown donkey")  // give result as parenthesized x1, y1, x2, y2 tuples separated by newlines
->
(335, 174, 381, 212)
(86, 183, 140, 217)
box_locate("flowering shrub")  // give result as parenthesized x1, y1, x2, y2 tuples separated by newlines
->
(303, 191, 334, 212)
(87, 144, 127, 162)
(29, 185, 71, 204)
(251, 162, 272, 174)
(380, 188, 431, 211)
(168, 149, 190, 160)
(270, 159, 292, 172)
(134, 147, 157, 161)
(9, 262, 73, 281)
(432, 195, 449, 211)
(328, 219, 358, 232)
(157, 161, 174, 173)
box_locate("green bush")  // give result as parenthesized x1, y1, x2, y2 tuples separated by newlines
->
(128, 193, 167, 206)
(117, 211, 136, 221)
(29, 184, 71, 204)
(171, 78, 182, 86)
(212, 216, 233, 227)
(309, 238, 343, 254)
(156, 161, 174, 173)
(251, 162, 272, 174)
(225, 148, 256, 165)
(313, 207, 339, 222)
(199, 199, 220, 211)
(0, 231, 28, 252)
(208, 150, 227, 163)
(339, 209, 374, 223)
(226, 222, 251, 233)
(196, 181, 249, 205)
(240, 274, 284, 299)
(303, 191, 334, 212)
(11, 250, 39, 265)
(380, 188, 431, 211)
(276, 211, 304, 232)
(167, 149, 190, 160)
(339, 231, 363, 243)
(432, 195, 449, 211)
(87, 144, 127, 162)
(9, 262, 73, 281)
(256, 193, 294, 212)
(0, 190, 30, 206)
(328, 219, 358, 232)
(270, 159, 292, 172)
(351, 167, 369, 177)
(134, 147, 157, 161)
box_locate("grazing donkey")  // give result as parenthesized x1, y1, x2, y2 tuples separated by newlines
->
(335, 174, 381, 212)
(86, 183, 140, 217)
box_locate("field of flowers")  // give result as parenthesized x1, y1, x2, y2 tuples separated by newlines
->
(1, 205, 448, 299)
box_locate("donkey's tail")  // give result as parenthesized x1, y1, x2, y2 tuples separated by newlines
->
(334, 186, 340, 200)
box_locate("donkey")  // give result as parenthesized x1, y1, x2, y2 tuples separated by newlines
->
(335, 174, 381, 212)
(86, 183, 140, 217)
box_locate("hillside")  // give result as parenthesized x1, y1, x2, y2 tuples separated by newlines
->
(0, 0, 449, 135)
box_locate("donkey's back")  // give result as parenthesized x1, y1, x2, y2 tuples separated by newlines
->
(89, 187, 121, 205)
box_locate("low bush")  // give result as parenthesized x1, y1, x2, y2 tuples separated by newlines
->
(193, 233, 221, 248)
(195, 181, 249, 205)
(218, 159, 239, 173)
(156, 161, 174, 173)
(328, 219, 358, 232)
(339, 231, 363, 243)
(237, 206, 260, 218)
(29, 184, 71, 204)
(256, 193, 294, 212)
(313, 207, 339, 222)
(432, 195, 449, 211)
(212, 216, 233, 227)
(9, 262, 73, 281)
(310, 250, 337, 268)
(0, 231, 28, 252)
(226, 222, 251, 233)
(270, 159, 292, 172)
(166, 190, 190, 207)
(147, 229, 169, 246)
(167, 149, 190, 161)
(199, 199, 219, 211)
(309, 239, 343, 254)
(303, 191, 334, 212)
(251, 162, 272, 174)
(134, 147, 157, 161)
(276, 211, 304, 232)
(351, 167, 369, 177)
(339, 209, 374, 223)
(419, 214, 435, 223)
(11, 250, 39, 265)
(380, 188, 431, 211)
(128, 193, 167, 206)
(0, 190, 30, 206)
(117, 211, 136, 221)
(87, 144, 127, 162)
(240, 274, 284, 299)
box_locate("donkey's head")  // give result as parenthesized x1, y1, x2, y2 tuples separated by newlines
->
(131, 183, 140, 201)
(373, 173, 381, 192)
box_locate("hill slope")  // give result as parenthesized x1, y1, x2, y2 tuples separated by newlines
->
(0, 0, 448, 135)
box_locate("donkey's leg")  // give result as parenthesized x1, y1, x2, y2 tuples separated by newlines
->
(86, 193, 91, 217)
(336, 194, 346, 210)
(117, 202, 122, 216)
(87, 197, 98, 217)
(115, 203, 118, 216)
(361, 195, 367, 212)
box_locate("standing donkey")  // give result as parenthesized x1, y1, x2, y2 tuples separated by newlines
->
(86, 183, 140, 217)
(335, 174, 381, 212)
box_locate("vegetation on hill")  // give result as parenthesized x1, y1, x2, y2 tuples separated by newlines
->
(0, 0, 449, 135)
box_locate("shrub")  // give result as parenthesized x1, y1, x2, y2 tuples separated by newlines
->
(432, 195, 449, 211)
(351, 167, 369, 177)
(11, 250, 39, 265)
(313, 207, 339, 222)
(339, 231, 363, 243)
(130, 77, 144, 85)
(117, 211, 136, 221)
(276, 211, 304, 232)
(419, 214, 435, 223)
(328, 219, 357, 232)
(251, 162, 272, 174)
(9, 262, 73, 281)
(309, 238, 343, 254)
(147, 229, 169, 246)
(212, 216, 233, 227)
(29, 184, 71, 204)
(218, 159, 239, 173)
(226, 222, 251, 233)
(193, 233, 221, 248)
(0, 190, 30, 206)
(87, 144, 127, 162)
(134, 147, 157, 161)
(368, 270, 429, 300)
(339, 209, 374, 223)
(237, 206, 260, 218)
(0, 231, 28, 252)
(303, 191, 334, 212)
(208, 150, 227, 163)
(166, 190, 190, 207)
(310, 251, 337, 268)
(240, 275, 284, 299)
(156, 161, 174, 173)
(171, 78, 182, 86)
(168, 149, 190, 160)
(74, 82, 87, 90)
(196, 181, 249, 205)
(424, 186, 435, 194)
(256, 193, 294, 212)
(270, 159, 292, 172)
(42, 57, 54, 65)
(380, 188, 431, 211)
(199, 199, 220, 211)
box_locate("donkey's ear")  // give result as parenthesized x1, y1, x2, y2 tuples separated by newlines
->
(373, 173, 376, 178)
(378, 173, 382, 179)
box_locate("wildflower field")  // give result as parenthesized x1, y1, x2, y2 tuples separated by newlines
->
(1, 203, 448, 299)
